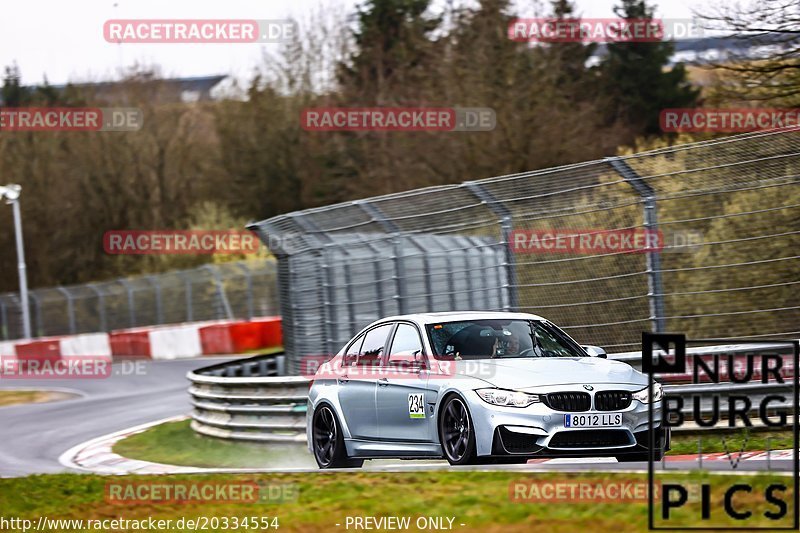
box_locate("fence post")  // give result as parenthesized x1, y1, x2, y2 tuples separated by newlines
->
(321, 246, 337, 355)
(392, 237, 409, 315)
(146, 275, 164, 325)
(238, 263, 254, 320)
(202, 265, 233, 319)
(365, 240, 387, 318)
(119, 279, 136, 327)
(606, 157, 666, 333)
(463, 182, 517, 311)
(57, 287, 77, 334)
(179, 272, 193, 322)
(29, 291, 43, 337)
(87, 284, 106, 332)
(0, 297, 7, 340)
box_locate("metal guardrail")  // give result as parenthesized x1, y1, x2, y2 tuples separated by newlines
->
(187, 347, 797, 443)
(188, 353, 310, 443)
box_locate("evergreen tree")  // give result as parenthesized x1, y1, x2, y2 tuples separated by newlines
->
(338, 0, 440, 103)
(542, 0, 597, 94)
(1, 64, 27, 106)
(597, 0, 699, 135)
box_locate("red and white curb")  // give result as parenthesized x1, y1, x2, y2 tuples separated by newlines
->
(58, 416, 311, 475)
(665, 450, 795, 462)
(59, 416, 205, 475)
(527, 451, 794, 466)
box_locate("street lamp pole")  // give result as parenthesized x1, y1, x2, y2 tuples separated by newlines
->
(1, 185, 31, 339)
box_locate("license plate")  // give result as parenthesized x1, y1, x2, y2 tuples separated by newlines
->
(564, 413, 623, 428)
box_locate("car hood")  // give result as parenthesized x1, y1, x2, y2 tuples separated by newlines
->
(439, 357, 646, 389)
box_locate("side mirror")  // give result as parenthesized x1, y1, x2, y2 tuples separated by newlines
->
(582, 345, 607, 359)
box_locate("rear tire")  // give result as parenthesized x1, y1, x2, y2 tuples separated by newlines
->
(438, 395, 477, 466)
(312, 405, 364, 469)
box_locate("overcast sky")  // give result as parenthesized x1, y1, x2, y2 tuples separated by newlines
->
(0, 0, 723, 86)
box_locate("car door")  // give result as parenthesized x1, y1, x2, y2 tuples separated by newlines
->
(376, 322, 435, 443)
(336, 324, 392, 440)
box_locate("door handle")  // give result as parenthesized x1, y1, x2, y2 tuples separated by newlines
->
(377, 377, 389, 387)
(338, 375, 349, 384)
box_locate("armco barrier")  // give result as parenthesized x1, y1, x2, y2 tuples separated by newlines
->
(187, 341, 798, 444)
(187, 353, 311, 443)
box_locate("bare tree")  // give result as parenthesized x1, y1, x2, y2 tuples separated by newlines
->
(696, 0, 800, 104)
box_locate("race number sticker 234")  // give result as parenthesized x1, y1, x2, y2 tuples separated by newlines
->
(408, 393, 425, 419)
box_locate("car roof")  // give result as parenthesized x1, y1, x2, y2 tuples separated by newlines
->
(372, 311, 548, 326)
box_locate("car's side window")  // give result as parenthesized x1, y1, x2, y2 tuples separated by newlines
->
(533, 322, 578, 357)
(357, 324, 393, 367)
(386, 323, 424, 367)
(343, 333, 365, 367)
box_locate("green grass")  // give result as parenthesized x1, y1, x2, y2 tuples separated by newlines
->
(116, 420, 797, 472)
(0, 389, 76, 407)
(670, 429, 796, 456)
(0, 471, 795, 531)
(114, 419, 315, 469)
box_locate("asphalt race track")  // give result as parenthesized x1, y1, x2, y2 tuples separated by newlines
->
(0, 357, 236, 477)
(0, 358, 794, 477)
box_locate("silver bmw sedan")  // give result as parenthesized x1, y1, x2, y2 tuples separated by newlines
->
(307, 311, 669, 468)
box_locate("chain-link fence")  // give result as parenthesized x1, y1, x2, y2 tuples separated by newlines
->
(4, 128, 798, 353)
(0, 259, 278, 340)
(249, 127, 800, 372)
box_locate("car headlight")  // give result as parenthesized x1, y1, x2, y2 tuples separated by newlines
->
(632, 382, 663, 403)
(475, 388, 540, 408)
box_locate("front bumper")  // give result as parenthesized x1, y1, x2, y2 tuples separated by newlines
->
(491, 425, 670, 457)
(467, 387, 666, 457)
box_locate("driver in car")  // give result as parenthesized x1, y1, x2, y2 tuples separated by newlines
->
(503, 333, 520, 356)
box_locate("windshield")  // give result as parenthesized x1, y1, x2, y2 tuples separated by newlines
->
(425, 319, 586, 360)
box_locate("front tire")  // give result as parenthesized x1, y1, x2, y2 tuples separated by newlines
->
(438, 395, 477, 465)
(312, 405, 363, 469)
